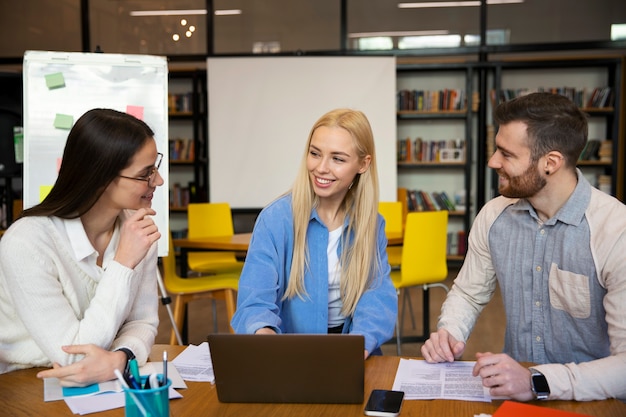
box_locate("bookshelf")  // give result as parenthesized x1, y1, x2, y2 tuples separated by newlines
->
(168, 69, 208, 234)
(483, 56, 624, 205)
(395, 62, 477, 260)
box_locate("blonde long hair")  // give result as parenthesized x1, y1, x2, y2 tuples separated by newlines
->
(285, 108, 381, 317)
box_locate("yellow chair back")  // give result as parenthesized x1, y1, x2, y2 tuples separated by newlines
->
(187, 202, 242, 273)
(378, 201, 403, 234)
(392, 210, 448, 289)
(379, 201, 404, 268)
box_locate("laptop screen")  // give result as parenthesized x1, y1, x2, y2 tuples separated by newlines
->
(207, 333, 365, 404)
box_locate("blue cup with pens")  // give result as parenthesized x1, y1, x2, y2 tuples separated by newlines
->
(121, 373, 171, 417)
(115, 352, 171, 417)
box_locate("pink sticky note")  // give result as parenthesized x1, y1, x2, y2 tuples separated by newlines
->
(126, 105, 144, 120)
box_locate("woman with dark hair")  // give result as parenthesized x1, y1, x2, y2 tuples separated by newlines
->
(0, 108, 163, 386)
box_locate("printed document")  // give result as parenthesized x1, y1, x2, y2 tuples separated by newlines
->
(171, 342, 215, 382)
(392, 358, 492, 402)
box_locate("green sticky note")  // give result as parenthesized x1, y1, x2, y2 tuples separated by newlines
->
(54, 114, 73, 130)
(45, 72, 65, 89)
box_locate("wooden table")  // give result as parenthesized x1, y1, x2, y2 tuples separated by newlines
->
(173, 233, 252, 277)
(2, 344, 625, 417)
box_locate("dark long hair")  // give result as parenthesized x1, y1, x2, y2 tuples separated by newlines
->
(20, 108, 155, 219)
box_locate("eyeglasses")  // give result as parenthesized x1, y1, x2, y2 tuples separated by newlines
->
(119, 152, 163, 187)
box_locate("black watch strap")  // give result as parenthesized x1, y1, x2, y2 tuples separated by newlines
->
(116, 348, 135, 373)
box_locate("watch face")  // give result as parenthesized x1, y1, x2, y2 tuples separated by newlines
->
(532, 374, 550, 393)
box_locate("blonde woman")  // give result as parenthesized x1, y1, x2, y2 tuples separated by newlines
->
(231, 108, 397, 357)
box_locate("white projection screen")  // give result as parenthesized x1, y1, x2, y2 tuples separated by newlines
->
(207, 56, 397, 209)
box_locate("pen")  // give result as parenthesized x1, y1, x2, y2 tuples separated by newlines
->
(129, 359, 141, 386)
(126, 372, 142, 390)
(114, 369, 149, 417)
(162, 350, 168, 387)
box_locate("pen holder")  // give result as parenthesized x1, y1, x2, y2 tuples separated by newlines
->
(123, 375, 171, 417)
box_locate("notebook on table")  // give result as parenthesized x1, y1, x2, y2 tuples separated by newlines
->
(207, 333, 365, 404)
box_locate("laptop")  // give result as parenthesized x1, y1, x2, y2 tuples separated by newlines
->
(207, 333, 365, 404)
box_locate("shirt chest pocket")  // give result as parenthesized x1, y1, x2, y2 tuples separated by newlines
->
(548, 262, 591, 319)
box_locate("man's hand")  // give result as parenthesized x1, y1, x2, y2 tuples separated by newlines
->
(36, 344, 126, 387)
(473, 352, 535, 401)
(421, 328, 466, 362)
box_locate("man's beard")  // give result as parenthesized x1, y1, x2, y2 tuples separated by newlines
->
(497, 163, 546, 198)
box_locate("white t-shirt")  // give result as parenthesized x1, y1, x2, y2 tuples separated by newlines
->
(327, 226, 345, 327)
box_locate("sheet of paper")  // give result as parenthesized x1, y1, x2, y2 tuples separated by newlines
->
(44, 362, 187, 402)
(171, 342, 215, 382)
(64, 387, 182, 415)
(392, 358, 492, 402)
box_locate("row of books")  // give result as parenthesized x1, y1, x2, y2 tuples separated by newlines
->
(404, 189, 461, 212)
(397, 88, 466, 112)
(169, 137, 195, 162)
(579, 139, 611, 162)
(169, 182, 197, 209)
(168, 92, 193, 114)
(398, 138, 465, 163)
(491, 87, 614, 109)
(447, 230, 467, 257)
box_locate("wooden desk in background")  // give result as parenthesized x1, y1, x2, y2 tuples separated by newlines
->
(173, 231, 403, 277)
(2, 344, 625, 417)
(173, 233, 252, 277)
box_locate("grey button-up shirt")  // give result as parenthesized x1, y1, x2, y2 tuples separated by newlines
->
(439, 170, 626, 401)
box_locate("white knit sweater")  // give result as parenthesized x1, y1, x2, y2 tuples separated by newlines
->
(0, 211, 159, 373)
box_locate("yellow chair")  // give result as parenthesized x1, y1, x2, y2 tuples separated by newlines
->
(390, 210, 449, 355)
(378, 201, 404, 268)
(161, 230, 240, 345)
(187, 202, 244, 274)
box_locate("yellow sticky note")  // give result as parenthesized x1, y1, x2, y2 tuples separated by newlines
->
(45, 72, 65, 89)
(39, 185, 53, 202)
(126, 105, 144, 120)
(54, 114, 73, 130)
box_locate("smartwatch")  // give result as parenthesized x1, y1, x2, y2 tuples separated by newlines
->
(529, 368, 550, 400)
(116, 347, 135, 373)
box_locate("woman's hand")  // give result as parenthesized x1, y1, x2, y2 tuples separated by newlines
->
(36, 344, 126, 387)
(115, 208, 160, 269)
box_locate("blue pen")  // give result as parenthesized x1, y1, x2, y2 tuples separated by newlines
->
(126, 372, 142, 390)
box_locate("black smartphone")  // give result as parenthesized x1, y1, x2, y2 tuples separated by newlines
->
(364, 389, 405, 417)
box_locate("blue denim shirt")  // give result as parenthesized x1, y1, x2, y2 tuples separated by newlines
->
(231, 194, 398, 354)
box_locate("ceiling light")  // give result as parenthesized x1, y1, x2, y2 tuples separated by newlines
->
(215, 9, 242, 16)
(398, 0, 523, 9)
(131, 9, 207, 16)
(349, 30, 450, 38)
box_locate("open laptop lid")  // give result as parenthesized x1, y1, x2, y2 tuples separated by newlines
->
(207, 333, 365, 404)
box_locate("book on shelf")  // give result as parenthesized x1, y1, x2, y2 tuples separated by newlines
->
(492, 87, 614, 109)
(446, 230, 467, 256)
(397, 138, 465, 163)
(169, 137, 195, 162)
(397, 88, 466, 112)
(404, 189, 457, 212)
(169, 181, 196, 209)
(168, 92, 193, 114)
